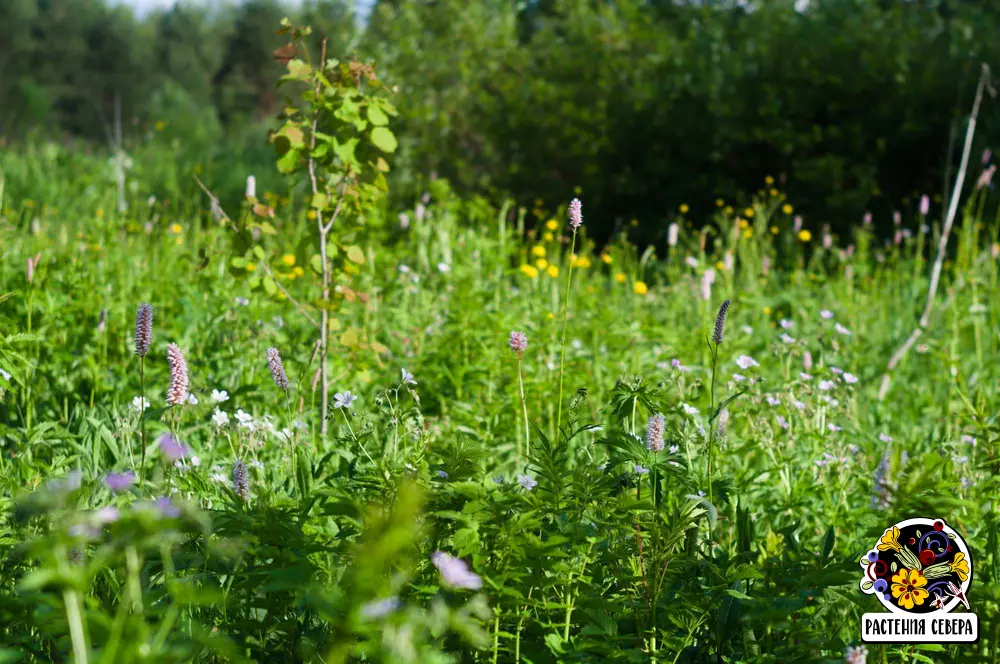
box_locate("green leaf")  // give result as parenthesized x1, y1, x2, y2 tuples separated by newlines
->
(370, 126, 397, 153)
(367, 104, 389, 126)
(287, 59, 311, 79)
(310, 255, 324, 275)
(312, 192, 329, 210)
(252, 246, 265, 260)
(725, 588, 753, 601)
(276, 148, 301, 174)
(821, 526, 835, 558)
(710, 389, 747, 423)
(333, 138, 359, 165)
(263, 276, 277, 296)
(345, 245, 365, 265)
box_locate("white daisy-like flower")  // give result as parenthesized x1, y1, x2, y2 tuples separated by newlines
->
(235, 409, 254, 429)
(211, 472, 228, 483)
(776, 415, 789, 430)
(249, 459, 264, 470)
(132, 396, 150, 413)
(780, 319, 794, 329)
(800, 372, 813, 381)
(211, 389, 229, 403)
(830, 367, 843, 375)
(334, 391, 358, 409)
(828, 423, 842, 432)
(212, 408, 230, 427)
(398, 264, 411, 274)
(685, 256, 699, 268)
(735, 355, 759, 369)
(669, 444, 679, 454)
(190, 455, 201, 467)
(235, 297, 249, 307)
(437, 262, 451, 273)
(0, 369, 12, 382)
(842, 373, 858, 384)
(741, 325, 753, 335)
(766, 395, 781, 406)
(792, 399, 806, 410)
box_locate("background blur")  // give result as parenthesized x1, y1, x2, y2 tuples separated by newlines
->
(1, 0, 998, 245)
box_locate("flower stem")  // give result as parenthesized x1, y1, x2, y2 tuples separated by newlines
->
(707, 341, 719, 505)
(555, 230, 578, 435)
(517, 355, 530, 460)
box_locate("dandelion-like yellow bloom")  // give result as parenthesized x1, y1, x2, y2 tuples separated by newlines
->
(716, 261, 724, 270)
(742, 229, 752, 239)
(724, 206, 733, 215)
(878, 526, 902, 552)
(96, 208, 105, 219)
(614, 272, 627, 284)
(744, 208, 755, 218)
(175, 236, 183, 246)
(519, 264, 539, 278)
(601, 253, 612, 264)
(571, 255, 591, 268)
(679, 204, 689, 214)
(543, 232, 555, 242)
(246, 263, 256, 273)
(294, 266, 305, 277)
(949, 552, 970, 582)
(763, 306, 771, 315)
(769, 188, 779, 197)
(782, 204, 793, 214)
(633, 281, 648, 295)
(170, 223, 183, 234)
(765, 175, 775, 186)
(891, 568, 929, 610)
(282, 254, 296, 266)
(770, 226, 779, 235)
(798, 230, 812, 242)
(307, 210, 317, 220)
(535, 258, 548, 270)
(547, 312, 555, 320)
(716, 199, 724, 207)
(532, 245, 546, 258)
(738, 218, 749, 230)
(546, 265, 559, 278)
(546, 219, 559, 231)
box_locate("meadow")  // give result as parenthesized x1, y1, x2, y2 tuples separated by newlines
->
(2, 35, 1000, 664)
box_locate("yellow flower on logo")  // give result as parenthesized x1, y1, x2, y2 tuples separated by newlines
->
(949, 552, 969, 582)
(891, 568, 929, 610)
(878, 526, 902, 552)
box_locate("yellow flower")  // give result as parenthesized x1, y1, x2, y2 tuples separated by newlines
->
(170, 223, 183, 234)
(293, 266, 305, 277)
(763, 306, 771, 315)
(770, 225, 779, 235)
(175, 236, 183, 246)
(742, 229, 752, 239)
(543, 232, 555, 242)
(614, 272, 627, 284)
(519, 264, 539, 278)
(878, 526, 902, 552)
(155, 120, 166, 131)
(535, 258, 548, 270)
(744, 208, 755, 218)
(724, 206, 734, 215)
(546, 265, 560, 278)
(246, 263, 256, 272)
(601, 253, 612, 264)
(532, 245, 546, 258)
(891, 568, 929, 610)
(738, 218, 749, 229)
(571, 254, 591, 268)
(798, 230, 812, 242)
(715, 199, 724, 207)
(679, 204, 689, 214)
(282, 254, 296, 266)
(764, 175, 775, 186)
(307, 210, 317, 220)
(949, 552, 970, 582)
(547, 312, 555, 320)
(24, 199, 35, 209)
(769, 188, 779, 197)
(633, 281, 648, 295)
(286, 270, 298, 280)
(782, 204, 793, 214)
(716, 261, 724, 270)
(546, 219, 559, 231)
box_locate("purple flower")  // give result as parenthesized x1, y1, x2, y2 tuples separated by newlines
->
(776, 415, 789, 430)
(818, 380, 835, 391)
(835, 323, 852, 336)
(780, 319, 794, 329)
(646, 414, 665, 452)
(634, 465, 650, 475)
(919, 195, 930, 216)
(879, 433, 893, 443)
(104, 471, 136, 493)
(431, 551, 482, 590)
(158, 434, 189, 461)
(820, 309, 834, 320)
(568, 198, 583, 230)
(360, 596, 400, 619)
(153, 496, 181, 518)
(516, 473, 537, 490)
(509, 331, 528, 354)
(735, 355, 758, 370)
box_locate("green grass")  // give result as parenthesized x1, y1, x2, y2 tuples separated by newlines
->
(0, 143, 998, 663)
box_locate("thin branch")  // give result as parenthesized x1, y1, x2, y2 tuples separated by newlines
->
(878, 64, 992, 401)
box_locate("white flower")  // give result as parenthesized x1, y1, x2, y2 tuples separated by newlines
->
(211, 389, 229, 403)
(820, 309, 834, 319)
(800, 372, 813, 381)
(842, 372, 858, 384)
(174, 461, 188, 471)
(190, 455, 201, 467)
(780, 319, 794, 329)
(235, 297, 249, 307)
(334, 391, 358, 409)
(669, 445, 679, 454)
(211, 472, 228, 483)
(742, 325, 753, 335)
(399, 264, 411, 274)
(685, 256, 699, 268)
(835, 323, 852, 336)
(732, 373, 746, 382)
(681, 403, 699, 416)
(818, 380, 835, 391)
(792, 399, 806, 410)
(735, 355, 759, 369)
(235, 409, 254, 429)
(249, 460, 264, 470)
(401, 369, 417, 385)
(437, 262, 451, 273)
(0, 369, 11, 382)
(634, 465, 650, 475)
(132, 396, 150, 413)
(879, 433, 893, 443)
(212, 408, 230, 427)
(827, 423, 842, 432)
(821, 396, 840, 407)
(830, 367, 843, 375)
(186, 393, 199, 405)
(780, 333, 796, 344)
(766, 395, 781, 406)
(961, 435, 977, 446)
(293, 419, 308, 430)
(776, 415, 789, 430)
(516, 473, 537, 490)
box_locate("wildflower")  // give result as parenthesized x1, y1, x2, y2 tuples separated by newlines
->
(961, 435, 977, 446)
(780, 319, 794, 329)
(799, 372, 813, 381)
(667, 223, 678, 246)
(871, 453, 893, 510)
(879, 433, 893, 443)
(0, 369, 10, 382)
(234, 409, 253, 426)
(568, 198, 583, 230)
(634, 465, 650, 475)
(493, 475, 504, 485)
(835, 323, 852, 336)
(132, 396, 150, 413)
(245, 175, 256, 199)
(776, 415, 789, 430)
(792, 399, 806, 410)
(190, 455, 201, 467)
(334, 391, 358, 409)
(93, 506, 120, 526)
(436, 470, 448, 479)
(780, 333, 795, 344)
(249, 459, 264, 470)
(680, 403, 699, 416)
(845, 645, 869, 664)
(545, 219, 559, 231)
(360, 597, 400, 620)
(802, 350, 813, 371)
(165, 343, 190, 406)
(158, 433, 189, 460)
(735, 355, 758, 369)
(266, 347, 290, 391)
(685, 256, 699, 269)
(105, 471, 136, 493)
(535, 258, 548, 270)
(742, 325, 753, 335)
(437, 262, 451, 273)
(646, 414, 666, 452)
(820, 309, 834, 320)
(679, 203, 689, 214)
(134, 303, 153, 357)
(766, 395, 780, 406)
(827, 423, 842, 432)
(233, 460, 249, 501)
(633, 281, 648, 295)
(546, 265, 559, 278)
(919, 195, 930, 216)
(519, 264, 539, 278)
(517, 473, 538, 490)
(431, 551, 482, 590)
(976, 164, 995, 191)
(614, 272, 627, 283)
(830, 366, 843, 375)
(532, 245, 546, 258)
(669, 444, 680, 454)
(212, 408, 229, 427)
(732, 373, 746, 382)
(211, 389, 229, 403)
(818, 380, 835, 391)
(782, 204, 793, 214)
(798, 230, 812, 242)
(401, 368, 417, 385)
(712, 299, 731, 344)
(186, 393, 199, 405)
(235, 297, 249, 306)
(509, 331, 528, 354)
(843, 373, 858, 384)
